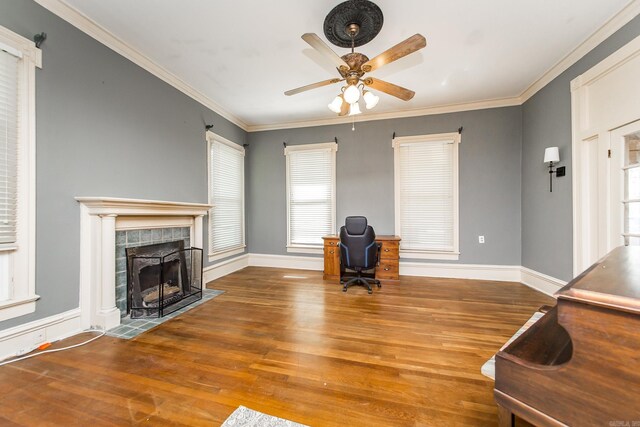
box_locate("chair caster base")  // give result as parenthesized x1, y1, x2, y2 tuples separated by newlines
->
(342, 275, 378, 294)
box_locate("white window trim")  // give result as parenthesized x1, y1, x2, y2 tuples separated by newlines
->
(393, 132, 460, 261)
(0, 26, 41, 321)
(285, 142, 337, 254)
(206, 131, 246, 262)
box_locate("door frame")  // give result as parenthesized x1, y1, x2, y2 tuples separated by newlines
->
(571, 34, 640, 277)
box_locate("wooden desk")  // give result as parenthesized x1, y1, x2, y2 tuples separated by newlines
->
(322, 235, 401, 283)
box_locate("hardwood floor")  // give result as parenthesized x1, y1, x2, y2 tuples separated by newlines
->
(0, 267, 552, 426)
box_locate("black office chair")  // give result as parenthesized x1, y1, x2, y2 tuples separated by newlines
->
(339, 216, 381, 294)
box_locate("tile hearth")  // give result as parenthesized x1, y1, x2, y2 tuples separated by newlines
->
(107, 288, 224, 339)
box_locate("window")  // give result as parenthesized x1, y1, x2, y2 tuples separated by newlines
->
(207, 132, 245, 261)
(285, 142, 337, 253)
(393, 132, 460, 260)
(623, 130, 640, 246)
(0, 26, 40, 320)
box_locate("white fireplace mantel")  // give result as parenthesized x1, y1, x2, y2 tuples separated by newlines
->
(76, 197, 212, 330)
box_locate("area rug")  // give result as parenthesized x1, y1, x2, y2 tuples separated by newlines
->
(221, 406, 308, 427)
(481, 311, 545, 380)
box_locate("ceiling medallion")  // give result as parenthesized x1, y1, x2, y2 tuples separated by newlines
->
(323, 0, 384, 48)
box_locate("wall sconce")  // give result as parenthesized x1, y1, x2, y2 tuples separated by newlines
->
(544, 147, 566, 192)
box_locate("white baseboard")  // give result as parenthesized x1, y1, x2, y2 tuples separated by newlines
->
(243, 253, 566, 297)
(248, 253, 324, 271)
(399, 262, 521, 282)
(0, 308, 83, 361)
(203, 253, 249, 283)
(520, 267, 566, 297)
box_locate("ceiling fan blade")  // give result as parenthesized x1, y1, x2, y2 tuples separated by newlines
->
(302, 33, 350, 72)
(284, 78, 342, 96)
(339, 99, 349, 116)
(361, 34, 426, 73)
(364, 77, 415, 101)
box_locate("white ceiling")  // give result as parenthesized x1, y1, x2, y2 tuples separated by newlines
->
(62, 0, 632, 128)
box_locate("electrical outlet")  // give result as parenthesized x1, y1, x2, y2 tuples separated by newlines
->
(478, 236, 485, 244)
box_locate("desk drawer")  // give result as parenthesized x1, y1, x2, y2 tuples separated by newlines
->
(379, 241, 399, 260)
(376, 261, 399, 280)
(324, 239, 339, 248)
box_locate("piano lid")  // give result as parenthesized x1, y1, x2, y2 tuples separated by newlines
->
(557, 246, 640, 315)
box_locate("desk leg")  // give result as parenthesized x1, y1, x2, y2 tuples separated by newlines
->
(497, 404, 514, 427)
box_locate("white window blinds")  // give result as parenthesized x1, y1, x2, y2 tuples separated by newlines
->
(0, 48, 19, 245)
(286, 143, 337, 248)
(209, 137, 245, 255)
(394, 134, 459, 256)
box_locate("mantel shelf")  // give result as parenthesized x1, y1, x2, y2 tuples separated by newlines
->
(75, 197, 212, 216)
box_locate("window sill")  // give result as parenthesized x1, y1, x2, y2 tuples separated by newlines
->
(286, 246, 323, 255)
(208, 246, 246, 262)
(400, 250, 460, 261)
(0, 295, 39, 322)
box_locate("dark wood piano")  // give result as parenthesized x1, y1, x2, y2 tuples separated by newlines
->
(495, 246, 640, 426)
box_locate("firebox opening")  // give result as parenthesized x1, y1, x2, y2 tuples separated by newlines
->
(126, 240, 203, 318)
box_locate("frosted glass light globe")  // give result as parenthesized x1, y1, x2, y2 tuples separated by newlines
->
(363, 90, 379, 109)
(343, 84, 360, 104)
(348, 102, 362, 116)
(327, 95, 343, 113)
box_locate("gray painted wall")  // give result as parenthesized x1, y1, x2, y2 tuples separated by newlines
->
(0, 0, 247, 330)
(248, 107, 523, 266)
(3, 0, 638, 334)
(521, 15, 640, 281)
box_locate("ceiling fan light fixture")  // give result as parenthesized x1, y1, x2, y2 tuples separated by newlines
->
(343, 84, 360, 104)
(363, 90, 379, 109)
(328, 94, 344, 113)
(348, 102, 362, 116)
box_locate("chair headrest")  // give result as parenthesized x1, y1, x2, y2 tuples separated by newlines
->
(345, 216, 368, 235)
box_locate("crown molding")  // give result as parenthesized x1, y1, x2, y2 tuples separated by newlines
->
(519, 0, 640, 103)
(246, 96, 522, 132)
(34, 0, 250, 132)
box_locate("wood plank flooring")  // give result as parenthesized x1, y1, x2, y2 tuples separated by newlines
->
(0, 267, 552, 426)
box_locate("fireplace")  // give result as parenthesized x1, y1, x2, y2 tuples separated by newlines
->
(126, 240, 203, 318)
(76, 197, 211, 330)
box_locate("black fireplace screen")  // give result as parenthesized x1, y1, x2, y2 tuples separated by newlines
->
(126, 241, 203, 318)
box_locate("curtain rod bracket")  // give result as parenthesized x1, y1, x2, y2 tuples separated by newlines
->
(283, 142, 287, 148)
(393, 132, 396, 139)
(458, 126, 463, 134)
(334, 137, 338, 144)
(34, 32, 47, 49)
(243, 144, 249, 148)
(205, 124, 214, 131)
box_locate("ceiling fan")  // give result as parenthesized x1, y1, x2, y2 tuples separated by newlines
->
(284, 0, 427, 116)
